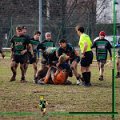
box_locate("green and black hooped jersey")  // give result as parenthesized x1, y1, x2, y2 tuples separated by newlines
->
(10, 35, 30, 55)
(57, 43, 77, 60)
(30, 38, 40, 53)
(37, 40, 56, 61)
(39, 100, 46, 108)
(92, 39, 112, 61)
(37, 40, 55, 51)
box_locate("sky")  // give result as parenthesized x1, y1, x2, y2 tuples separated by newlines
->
(97, 0, 120, 23)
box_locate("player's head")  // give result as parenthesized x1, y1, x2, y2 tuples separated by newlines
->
(16, 26, 23, 36)
(45, 32, 52, 40)
(59, 54, 67, 64)
(75, 25, 84, 36)
(34, 31, 41, 40)
(40, 95, 44, 100)
(59, 39, 67, 48)
(99, 31, 106, 39)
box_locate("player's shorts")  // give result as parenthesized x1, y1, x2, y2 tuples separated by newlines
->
(70, 56, 80, 64)
(97, 60, 106, 64)
(13, 54, 26, 64)
(29, 53, 37, 64)
(29, 57, 37, 64)
(53, 70, 68, 85)
(80, 51, 93, 67)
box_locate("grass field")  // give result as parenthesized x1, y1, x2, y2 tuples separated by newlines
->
(0, 58, 120, 120)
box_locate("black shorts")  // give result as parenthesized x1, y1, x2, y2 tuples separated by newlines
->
(13, 55, 26, 64)
(97, 59, 106, 63)
(80, 51, 93, 67)
(29, 53, 37, 64)
(24, 52, 31, 63)
(29, 57, 37, 64)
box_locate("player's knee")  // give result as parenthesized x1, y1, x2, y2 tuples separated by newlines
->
(71, 66, 75, 70)
(20, 65, 24, 70)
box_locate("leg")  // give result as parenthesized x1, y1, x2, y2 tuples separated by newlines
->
(98, 61, 105, 80)
(24, 53, 29, 75)
(71, 60, 82, 85)
(81, 66, 91, 86)
(24, 63, 29, 75)
(36, 67, 48, 84)
(81, 51, 93, 86)
(116, 58, 120, 78)
(44, 67, 52, 84)
(10, 61, 18, 81)
(71, 61, 79, 78)
(33, 63, 37, 79)
(20, 64, 26, 82)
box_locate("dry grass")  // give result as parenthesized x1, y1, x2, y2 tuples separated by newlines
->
(0, 58, 120, 120)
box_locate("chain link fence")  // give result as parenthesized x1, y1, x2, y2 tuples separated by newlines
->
(0, 0, 120, 48)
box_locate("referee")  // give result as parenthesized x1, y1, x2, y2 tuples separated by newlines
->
(76, 26, 93, 86)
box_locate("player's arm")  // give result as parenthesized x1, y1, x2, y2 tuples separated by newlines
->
(74, 49, 79, 56)
(82, 41, 88, 58)
(10, 37, 14, 59)
(107, 42, 112, 60)
(91, 40, 96, 49)
(28, 44, 34, 56)
(56, 48, 61, 58)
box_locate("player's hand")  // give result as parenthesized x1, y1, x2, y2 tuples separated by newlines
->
(21, 50, 27, 55)
(56, 62, 60, 67)
(81, 53, 85, 58)
(66, 55, 70, 60)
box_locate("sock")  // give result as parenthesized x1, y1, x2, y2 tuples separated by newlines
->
(82, 72, 88, 84)
(82, 72, 91, 85)
(87, 72, 91, 84)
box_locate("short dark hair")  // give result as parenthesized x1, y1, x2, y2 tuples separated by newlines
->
(16, 26, 22, 30)
(34, 31, 41, 35)
(77, 26, 84, 33)
(59, 39, 67, 43)
(22, 26, 27, 29)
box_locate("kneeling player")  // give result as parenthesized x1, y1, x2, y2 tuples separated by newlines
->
(44, 54, 72, 85)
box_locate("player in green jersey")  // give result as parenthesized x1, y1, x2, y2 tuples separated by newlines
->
(29, 31, 41, 81)
(10, 26, 32, 82)
(92, 31, 112, 81)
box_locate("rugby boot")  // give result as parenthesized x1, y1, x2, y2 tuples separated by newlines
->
(10, 75, 16, 82)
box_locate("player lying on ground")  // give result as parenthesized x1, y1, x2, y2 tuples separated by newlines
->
(35, 47, 58, 84)
(37, 54, 73, 85)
